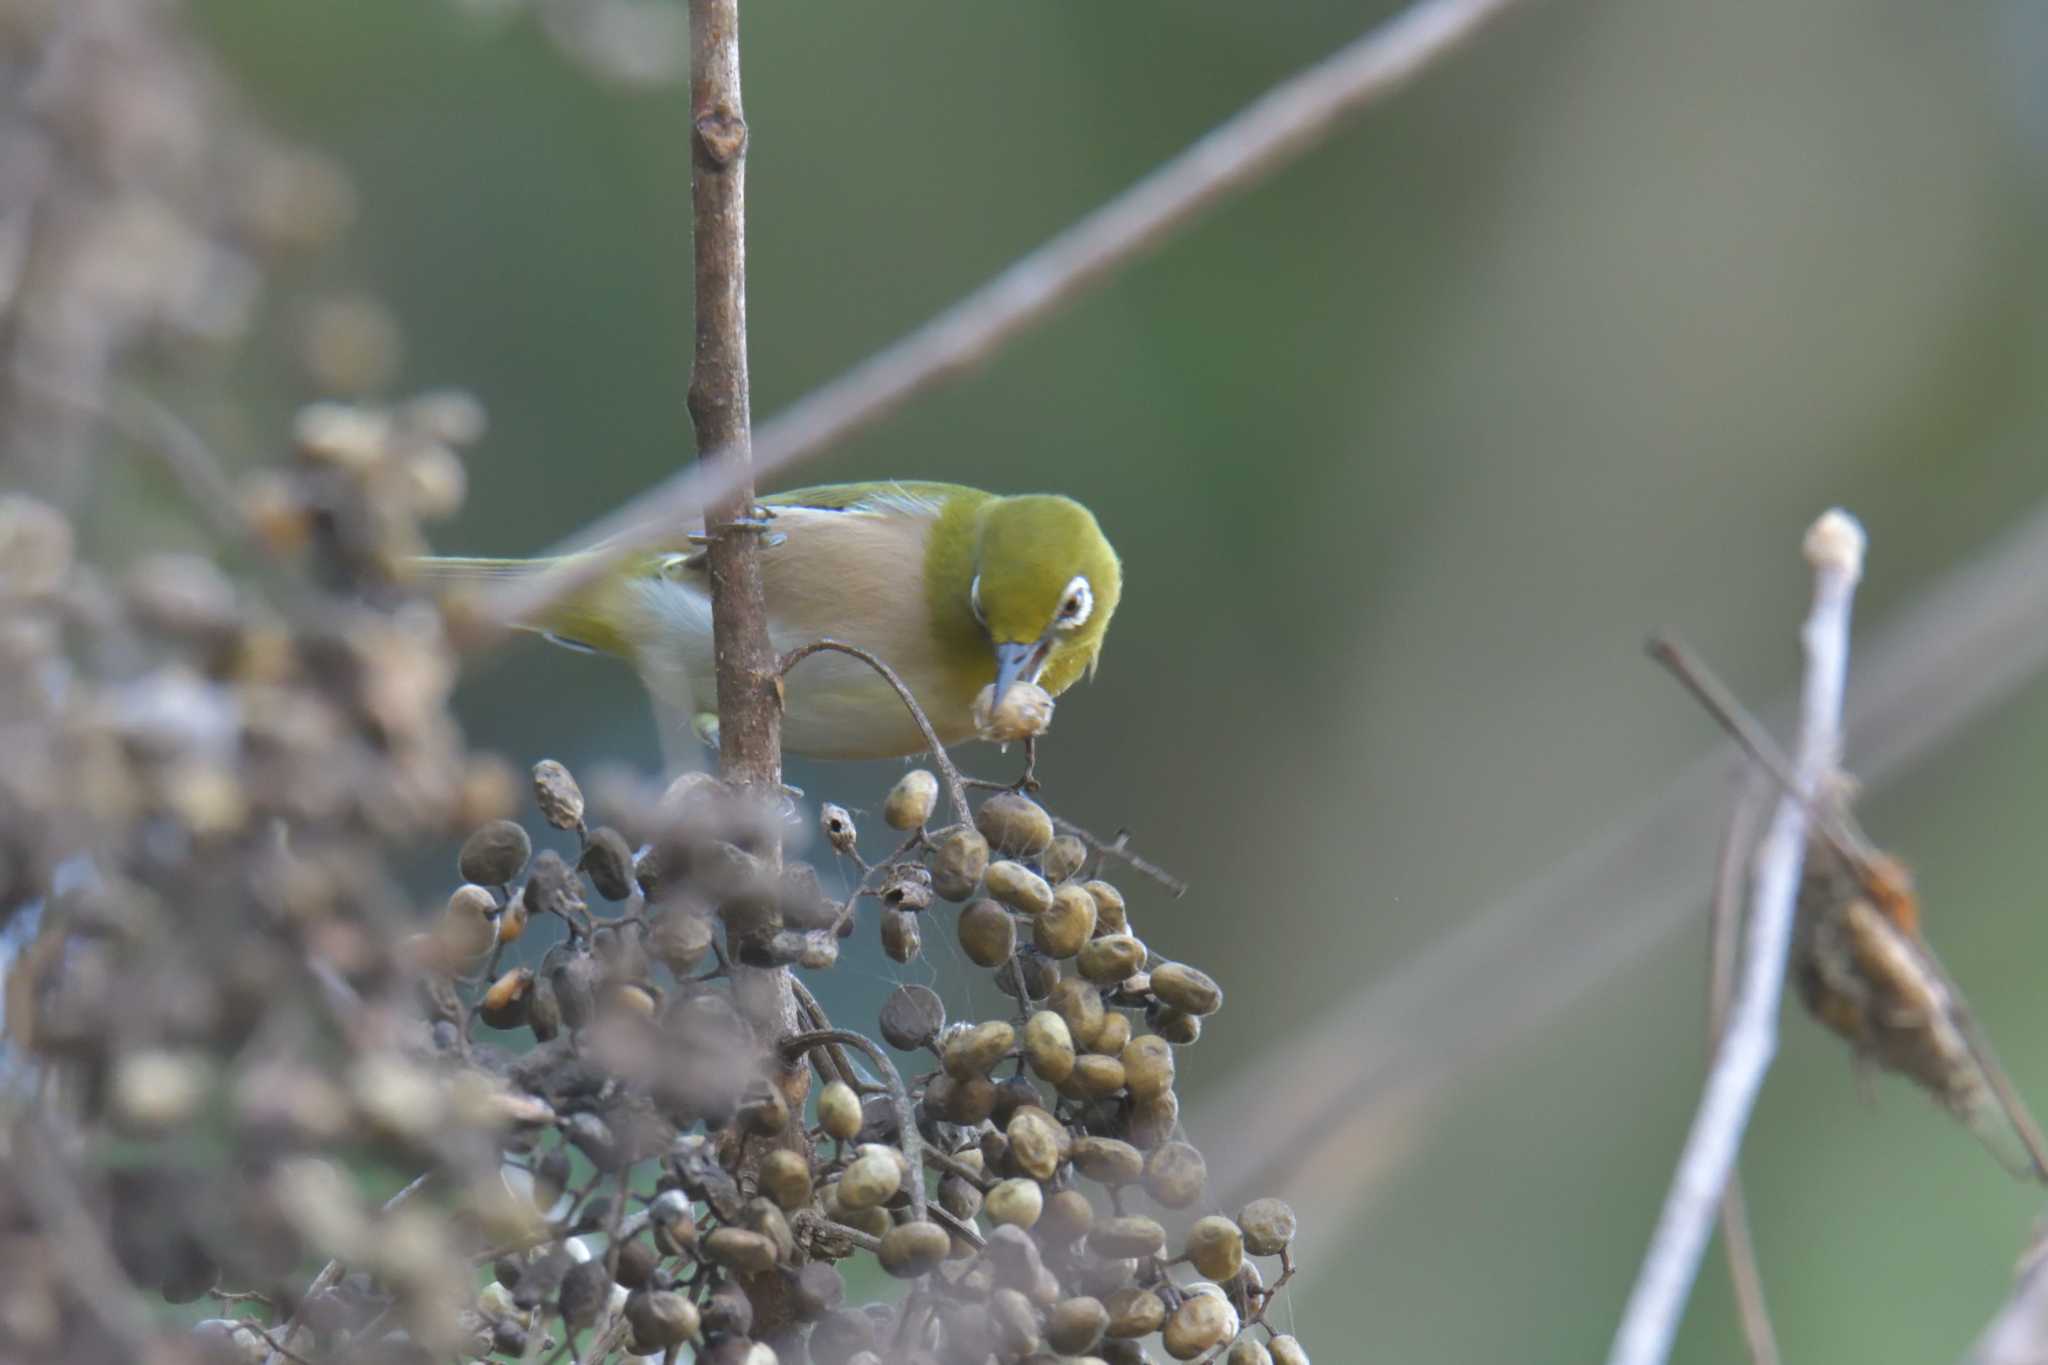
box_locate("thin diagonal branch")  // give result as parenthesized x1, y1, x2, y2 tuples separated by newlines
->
(481, 0, 1531, 632)
(1607, 509, 1867, 1365)
(1706, 781, 1780, 1365)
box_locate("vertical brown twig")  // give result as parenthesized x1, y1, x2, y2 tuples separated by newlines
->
(1706, 780, 1781, 1365)
(684, 3, 810, 1345)
(685, 0, 779, 794)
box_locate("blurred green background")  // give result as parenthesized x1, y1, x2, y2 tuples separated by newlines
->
(177, 0, 2048, 1357)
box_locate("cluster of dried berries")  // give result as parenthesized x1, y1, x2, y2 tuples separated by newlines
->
(369, 741, 1311, 1365)
(0, 381, 536, 1364)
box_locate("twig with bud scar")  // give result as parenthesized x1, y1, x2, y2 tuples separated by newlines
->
(778, 638, 970, 823)
(780, 1027, 926, 1222)
(1608, 509, 1866, 1365)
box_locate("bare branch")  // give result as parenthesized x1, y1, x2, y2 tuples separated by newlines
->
(779, 638, 969, 823)
(1965, 1221, 2048, 1365)
(780, 1027, 927, 1223)
(1707, 781, 1781, 1365)
(1204, 491, 2048, 1268)
(1607, 509, 1867, 1365)
(482, 0, 1531, 631)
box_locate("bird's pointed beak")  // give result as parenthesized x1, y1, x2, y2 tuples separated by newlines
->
(990, 640, 1038, 712)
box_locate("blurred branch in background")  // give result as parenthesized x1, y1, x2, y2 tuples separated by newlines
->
(1206, 489, 2048, 1264)
(1607, 512, 1864, 1365)
(1967, 1218, 2048, 1364)
(483, 0, 1534, 632)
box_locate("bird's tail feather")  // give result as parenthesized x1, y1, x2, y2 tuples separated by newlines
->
(410, 555, 632, 657)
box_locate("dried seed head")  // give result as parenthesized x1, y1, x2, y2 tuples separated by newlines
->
(1121, 1035, 1176, 1101)
(1041, 1188, 1095, 1243)
(984, 1177, 1044, 1229)
(438, 883, 499, 961)
(1150, 962, 1223, 1016)
(1034, 883, 1099, 959)
(881, 907, 923, 963)
(878, 1220, 951, 1278)
(820, 801, 859, 853)
(1022, 1010, 1076, 1084)
(792, 1262, 845, 1319)
(1268, 1335, 1311, 1365)
(579, 826, 636, 901)
(1042, 834, 1088, 884)
(986, 860, 1054, 916)
(1185, 1215, 1245, 1281)
(1006, 1105, 1064, 1182)
(996, 950, 1061, 1004)
(1071, 1136, 1144, 1186)
(943, 1020, 1017, 1079)
(974, 680, 1055, 742)
(1105, 1286, 1167, 1339)
(531, 759, 585, 829)
(958, 899, 1018, 967)
(528, 976, 562, 1041)
(1163, 1290, 1238, 1359)
(614, 1236, 660, 1289)
(819, 1081, 863, 1141)
(926, 1072, 997, 1125)
(459, 819, 531, 886)
(759, 1148, 813, 1212)
(975, 792, 1055, 858)
(1042, 1294, 1109, 1353)
(836, 1150, 903, 1211)
(1078, 933, 1147, 985)
(879, 983, 946, 1052)
(1061, 1054, 1127, 1100)
(705, 1226, 780, 1273)
(1145, 1141, 1207, 1209)
(649, 906, 715, 974)
(928, 824, 991, 901)
(1128, 1089, 1181, 1151)
(624, 1287, 700, 1349)
(1238, 1198, 1297, 1256)
(885, 769, 940, 830)
(1048, 977, 1107, 1049)
(479, 967, 535, 1030)
(1153, 1007, 1202, 1046)
(558, 1257, 610, 1327)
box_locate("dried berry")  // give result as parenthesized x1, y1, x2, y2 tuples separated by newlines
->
(958, 899, 1018, 967)
(884, 769, 939, 830)
(1239, 1197, 1297, 1256)
(1034, 882, 1099, 958)
(986, 860, 1053, 915)
(1151, 962, 1223, 1015)
(878, 1220, 950, 1278)
(459, 819, 531, 885)
(975, 791, 1055, 858)
(579, 826, 636, 900)
(878, 983, 946, 1052)
(1185, 1214, 1245, 1281)
(531, 758, 585, 829)
(1145, 1141, 1208, 1209)
(928, 823, 990, 901)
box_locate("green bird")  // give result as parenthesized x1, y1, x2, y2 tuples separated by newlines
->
(418, 482, 1121, 761)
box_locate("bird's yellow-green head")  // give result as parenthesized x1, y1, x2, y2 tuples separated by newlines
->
(929, 492, 1122, 708)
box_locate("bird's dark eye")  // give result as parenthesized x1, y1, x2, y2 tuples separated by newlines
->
(1054, 575, 1093, 628)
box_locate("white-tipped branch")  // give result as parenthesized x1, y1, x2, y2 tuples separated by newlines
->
(1606, 509, 1865, 1365)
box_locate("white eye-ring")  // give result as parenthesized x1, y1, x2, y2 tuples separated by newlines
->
(1054, 575, 1092, 629)
(970, 574, 986, 624)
